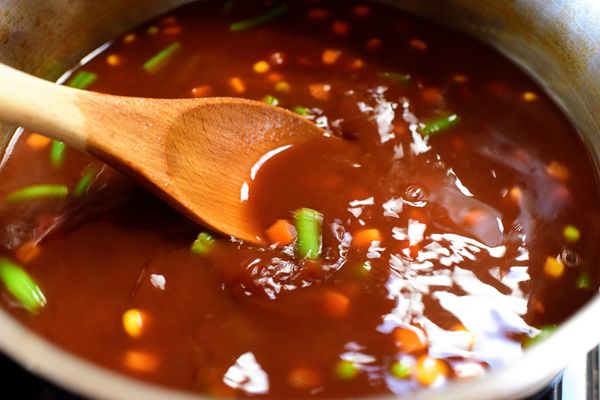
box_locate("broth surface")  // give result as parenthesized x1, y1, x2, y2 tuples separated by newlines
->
(1, 0, 599, 398)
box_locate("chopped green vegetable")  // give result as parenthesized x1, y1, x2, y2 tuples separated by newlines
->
(292, 106, 310, 116)
(293, 208, 322, 259)
(262, 94, 279, 106)
(419, 113, 461, 137)
(577, 273, 591, 289)
(390, 359, 412, 379)
(191, 232, 216, 255)
(563, 225, 580, 243)
(66, 70, 97, 89)
(74, 166, 99, 197)
(229, 3, 287, 32)
(0, 258, 46, 312)
(143, 42, 181, 72)
(50, 140, 66, 168)
(523, 325, 557, 348)
(378, 71, 412, 84)
(334, 360, 359, 380)
(5, 184, 68, 202)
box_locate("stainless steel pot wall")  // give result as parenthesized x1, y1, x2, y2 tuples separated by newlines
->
(0, 1, 599, 399)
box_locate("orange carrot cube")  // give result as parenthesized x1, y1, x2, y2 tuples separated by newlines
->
(353, 228, 382, 248)
(322, 49, 342, 65)
(366, 38, 382, 52)
(26, 133, 51, 149)
(393, 326, 427, 353)
(190, 85, 212, 97)
(288, 367, 321, 388)
(331, 21, 350, 35)
(322, 290, 350, 318)
(309, 83, 331, 100)
(266, 219, 296, 246)
(546, 160, 570, 182)
(15, 240, 41, 263)
(228, 77, 246, 93)
(421, 87, 444, 105)
(409, 38, 428, 51)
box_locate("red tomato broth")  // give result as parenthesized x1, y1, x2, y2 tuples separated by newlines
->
(0, 0, 599, 398)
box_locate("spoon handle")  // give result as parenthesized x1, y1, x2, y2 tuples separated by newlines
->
(0, 63, 88, 149)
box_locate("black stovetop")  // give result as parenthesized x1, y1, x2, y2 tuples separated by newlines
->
(2, 347, 598, 400)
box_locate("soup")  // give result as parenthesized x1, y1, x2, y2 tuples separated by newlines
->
(0, 0, 598, 397)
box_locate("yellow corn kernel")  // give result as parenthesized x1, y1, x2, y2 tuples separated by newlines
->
(509, 186, 522, 202)
(229, 77, 246, 93)
(26, 133, 51, 149)
(106, 54, 121, 66)
(253, 60, 270, 74)
(122, 308, 145, 338)
(275, 81, 291, 93)
(522, 91, 538, 102)
(544, 256, 564, 278)
(123, 350, 160, 372)
(123, 33, 136, 43)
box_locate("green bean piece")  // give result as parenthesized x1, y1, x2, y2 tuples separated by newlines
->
(262, 95, 279, 106)
(390, 359, 412, 379)
(50, 140, 66, 168)
(74, 166, 99, 197)
(523, 325, 557, 348)
(191, 232, 216, 255)
(0, 258, 46, 313)
(293, 208, 322, 259)
(229, 3, 287, 32)
(66, 70, 98, 89)
(5, 184, 68, 202)
(419, 113, 461, 137)
(378, 71, 412, 84)
(143, 42, 181, 72)
(292, 106, 310, 116)
(334, 360, 359, 380)
(577, 274, 591, 289)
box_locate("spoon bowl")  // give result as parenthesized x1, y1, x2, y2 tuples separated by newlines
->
(0, 64, 324, 242)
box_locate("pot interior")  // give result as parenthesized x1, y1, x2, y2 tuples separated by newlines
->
(0, 1, 599, 399)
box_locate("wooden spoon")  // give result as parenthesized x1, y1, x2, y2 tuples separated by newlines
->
(0, 64, 324, 243)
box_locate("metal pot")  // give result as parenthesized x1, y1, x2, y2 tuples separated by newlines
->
(0, 1, 599, 399)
